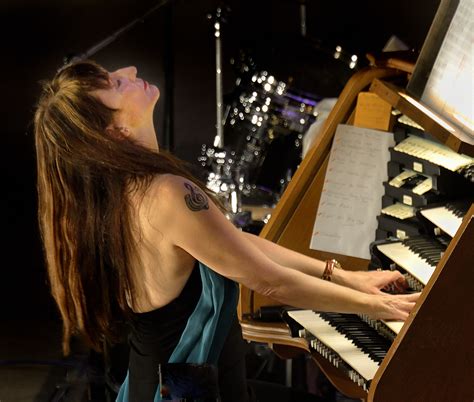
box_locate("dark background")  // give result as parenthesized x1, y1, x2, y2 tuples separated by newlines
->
(1, 0, 440, 321)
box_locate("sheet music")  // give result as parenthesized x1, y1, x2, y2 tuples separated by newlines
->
(421, 0, 473, 137)
(310, 124, 394, 259)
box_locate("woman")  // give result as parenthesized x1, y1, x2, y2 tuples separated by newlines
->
(34, 60, 418, 402)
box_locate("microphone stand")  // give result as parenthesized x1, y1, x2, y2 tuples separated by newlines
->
(299, 0, 307, 37)
(214, 11, 223, 149)
(207, 5, 230, 149)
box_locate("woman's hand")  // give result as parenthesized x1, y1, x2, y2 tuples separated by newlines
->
(337, 269, 409, 295)
(370, 292, 420, 321)
(334, 269, 420, 320)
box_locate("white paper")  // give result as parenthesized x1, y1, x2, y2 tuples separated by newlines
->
(421, 0, 473, 138)
(310, 124, 394, 259)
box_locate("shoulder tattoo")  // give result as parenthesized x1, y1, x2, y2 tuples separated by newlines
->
(183, 182, 209, 212)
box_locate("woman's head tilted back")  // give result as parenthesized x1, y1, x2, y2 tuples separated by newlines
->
(34, 60, 208, 354)
(35, 61, 116, 170)
(35, 60, 160, 174)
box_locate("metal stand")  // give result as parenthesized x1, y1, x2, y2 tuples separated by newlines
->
(207, 5, 230, 149)
(299, 0, 307, 37)
(64, 0, 173, 63)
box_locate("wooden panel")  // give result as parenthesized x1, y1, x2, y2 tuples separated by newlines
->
(239, 319, 308, 350)
(368, 205, 474, 402)
(366, 50, 417, 74)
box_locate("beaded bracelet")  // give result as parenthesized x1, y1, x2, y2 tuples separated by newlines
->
(322, 259, 342, 281)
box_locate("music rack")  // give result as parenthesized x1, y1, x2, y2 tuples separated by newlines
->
(237, 65, 474, 401)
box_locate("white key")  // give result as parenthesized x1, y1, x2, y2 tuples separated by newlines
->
(420, 206, 463, 237)
(382, 320, 404, 335)
(288, 310, 380, 381)
(376, 242, 435, 285)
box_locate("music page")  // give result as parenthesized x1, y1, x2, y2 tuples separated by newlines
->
(310, 124, 394, 259)
(421, 0, 473, 138)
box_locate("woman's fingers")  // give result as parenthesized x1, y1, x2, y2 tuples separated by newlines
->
(375, 293, 421, 321)
(399, 292, 421, 302)
(385, 271, 409, 288)
(387, 270, 405, 282)
(394, 310, 408, 321)
(377, 270, 410, 293)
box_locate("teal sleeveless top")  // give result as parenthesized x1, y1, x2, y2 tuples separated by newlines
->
(116, 262, 239, 401)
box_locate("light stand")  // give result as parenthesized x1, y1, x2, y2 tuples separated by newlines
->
(207, 5, 230, 149)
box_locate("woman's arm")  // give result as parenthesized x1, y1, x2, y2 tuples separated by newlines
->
(146, 175, 417, 320)
(242, 232, 334, 280)
(243, 232, 408, 295)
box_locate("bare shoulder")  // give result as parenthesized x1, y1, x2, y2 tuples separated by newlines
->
(141, 174, 212, 231)
(147, 174, 209, 211)
(142, 174, 284, 293)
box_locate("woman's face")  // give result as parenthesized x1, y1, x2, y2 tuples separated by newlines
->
(93, 66, 160, 129)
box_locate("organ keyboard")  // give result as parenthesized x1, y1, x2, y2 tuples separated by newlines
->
(376, 236, 446, 288)
(284, 232, 455, 392)
(419, 201, 470, 237)
(238, 66, 474, 401)
(286, 310, 389, 390)
(420, 206, 462, 236)
(283, 233, 449, 392)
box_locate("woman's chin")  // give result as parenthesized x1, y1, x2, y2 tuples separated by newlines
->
(150, 85, 160, 99)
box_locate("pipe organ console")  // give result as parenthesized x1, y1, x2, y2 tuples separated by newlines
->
(238, 66, 474, 402)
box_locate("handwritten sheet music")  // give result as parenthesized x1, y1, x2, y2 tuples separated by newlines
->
(310, 124, 394, 259)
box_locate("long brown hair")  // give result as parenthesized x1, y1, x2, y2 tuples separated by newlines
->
(34, 60, 219, 354)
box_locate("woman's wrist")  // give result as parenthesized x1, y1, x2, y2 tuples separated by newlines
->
(331, 269, 365, 292)
(330, 264, 345, 284)
(362, 292, 380, 317)
(328, 262, 353, 287)
(321, 259, 343, 281)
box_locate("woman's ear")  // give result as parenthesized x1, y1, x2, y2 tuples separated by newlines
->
(105, 125, 131, 140)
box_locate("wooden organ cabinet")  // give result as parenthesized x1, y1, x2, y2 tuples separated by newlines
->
(238, 66, 474, 402)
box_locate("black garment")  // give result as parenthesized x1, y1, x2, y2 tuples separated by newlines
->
(127, 263, 254, 402)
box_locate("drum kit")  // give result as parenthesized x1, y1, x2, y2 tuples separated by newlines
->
(198, 62, 321, 232)
(200, 4, 360, 233)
